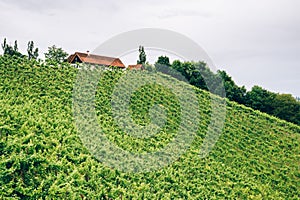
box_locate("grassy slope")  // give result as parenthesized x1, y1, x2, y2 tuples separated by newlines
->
(0, 56, 299, 199)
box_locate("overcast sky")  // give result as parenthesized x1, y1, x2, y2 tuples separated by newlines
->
(0, 0, 299, 97)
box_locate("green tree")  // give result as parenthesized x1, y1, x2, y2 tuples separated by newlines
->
(155, 56, 172, 75)
(137, 46, 146, 64)
(156, 56, 170, 67)
(1, 38, 6, 53)
(167, 59, 220, 93)
(245, 86, 275, 113)
(189, 61, 213, 91)
(154, 58, 187, 82)
(14, 40, 18, 52)
(44, 45, 68, 64)
(271, 94, 300, 125)
(217, 70, 246, 104)
(1, 38, 23, 57)
(27, 41, 39, 60)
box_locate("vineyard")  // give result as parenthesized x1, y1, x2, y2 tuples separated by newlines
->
(0, 55, 299, 199)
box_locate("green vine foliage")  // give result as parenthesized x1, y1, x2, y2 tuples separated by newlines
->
(0, 55, 299, 199)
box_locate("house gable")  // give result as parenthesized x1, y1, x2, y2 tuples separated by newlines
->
(67, 52, 125, 68)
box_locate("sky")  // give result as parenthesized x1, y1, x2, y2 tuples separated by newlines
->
(0, 0, 299, 97)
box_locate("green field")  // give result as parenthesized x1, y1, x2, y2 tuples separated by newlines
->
(0, 56, 299, 199)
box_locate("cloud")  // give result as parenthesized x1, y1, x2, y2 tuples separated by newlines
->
(0, 0, 120, 14)
(0, 0, 69, 12)
(158, 9, 212, 19)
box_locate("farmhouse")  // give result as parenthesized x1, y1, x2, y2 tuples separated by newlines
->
(67, 52, 125, 68)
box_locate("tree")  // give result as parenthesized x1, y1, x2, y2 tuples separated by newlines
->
(27, 41, 39, 60)
(167, 59, 220, 93)
(44, 45, 68, 64)
(156, 56, 170, 67)
(217, 70, 246, 104)
(270, 94, 300, 125)
(155, 56, 172, 74)
(1, 38, 6, 53)
(245, 86, 275, 113)
(1, 38, 24, 57)
(14, 40, 18, 52)
(137, 46, 146, 64)
(189, 61, 213, 91)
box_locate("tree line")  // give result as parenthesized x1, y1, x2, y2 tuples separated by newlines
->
(1, 38, 68, 64)
(154, 55, 300, 125)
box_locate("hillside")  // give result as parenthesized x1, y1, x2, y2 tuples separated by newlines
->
(0, 56, 299, 199)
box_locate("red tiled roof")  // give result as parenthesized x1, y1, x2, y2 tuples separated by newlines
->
(68, 52, 125, 68)
(128, 64, 144, 70)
